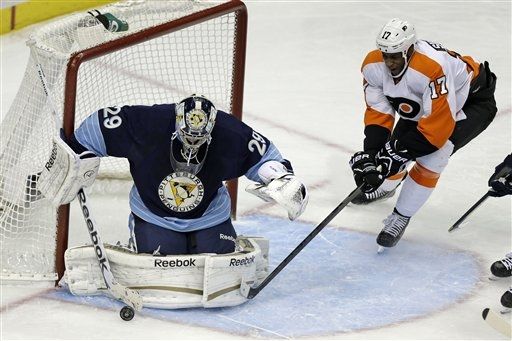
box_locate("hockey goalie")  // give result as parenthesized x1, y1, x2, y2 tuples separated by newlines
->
(38, 94, 308, 309)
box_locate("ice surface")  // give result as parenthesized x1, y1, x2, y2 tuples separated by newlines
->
(1, 1, 511, 339)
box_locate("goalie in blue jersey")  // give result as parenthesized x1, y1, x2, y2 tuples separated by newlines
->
(40, 95, 308, 256)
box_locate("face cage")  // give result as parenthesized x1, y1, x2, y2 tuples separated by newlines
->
(178, 127, 210, 146)
(170, 133, 210, 175)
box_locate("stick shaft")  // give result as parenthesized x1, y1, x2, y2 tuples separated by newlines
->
(448, 192, 490, 232)
(244, 185, 363, 299)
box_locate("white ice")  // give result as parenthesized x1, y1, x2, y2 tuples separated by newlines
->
(1, 1, 511, 339)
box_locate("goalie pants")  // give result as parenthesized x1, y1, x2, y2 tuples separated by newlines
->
(130, 214, 237, 255)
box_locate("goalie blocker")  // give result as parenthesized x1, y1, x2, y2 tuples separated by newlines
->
(38, 135, 100, 207)
(64, 236, 269, 309)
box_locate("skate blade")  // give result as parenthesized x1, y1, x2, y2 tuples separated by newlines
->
(377, 246, 386, 254)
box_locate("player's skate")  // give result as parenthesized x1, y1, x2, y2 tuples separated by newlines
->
(490, 252, 512, 279)
(500, 288, 512, 313)
(351, 188, 396, 205)
(376, 209, 410, 252)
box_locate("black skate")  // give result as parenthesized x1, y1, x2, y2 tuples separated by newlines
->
(377, 209, 410, 250)
(501, 288, 512, 310)
(490, 253, 512, 278)
(351, 188, 396, 205)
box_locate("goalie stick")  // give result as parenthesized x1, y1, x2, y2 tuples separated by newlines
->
(240, 185, 363, 299)
(482, 308, 512, 338)
(32, 47, 143, 318)
(76, 189, 143, 314)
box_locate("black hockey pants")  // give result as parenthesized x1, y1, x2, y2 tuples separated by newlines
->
(449, 61, 498, 153)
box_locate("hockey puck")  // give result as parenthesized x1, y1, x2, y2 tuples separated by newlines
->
(120, 306, 135, 321)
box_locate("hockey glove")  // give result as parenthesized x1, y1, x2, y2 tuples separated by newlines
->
(488, 154, 512, 197)
(246, 160, 308, 220)
(375, 139, 411, 178)
(349, 151, 384, 193)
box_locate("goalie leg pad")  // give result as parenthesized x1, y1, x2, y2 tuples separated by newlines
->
(64, 237, 269, 309)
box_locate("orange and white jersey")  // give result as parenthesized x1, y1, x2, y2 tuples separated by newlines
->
(362, 40, 480, 149)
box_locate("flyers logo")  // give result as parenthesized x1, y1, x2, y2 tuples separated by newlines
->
(385, 96, 421, 119)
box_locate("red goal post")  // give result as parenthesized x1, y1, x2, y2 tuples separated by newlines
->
(0, 0, 247, 282)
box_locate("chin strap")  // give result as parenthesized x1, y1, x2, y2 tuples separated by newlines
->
(391, 50, 415, 79)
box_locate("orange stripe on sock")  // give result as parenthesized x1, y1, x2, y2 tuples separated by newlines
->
(387, 170, 407, 181)
(409, 162, 440, 188)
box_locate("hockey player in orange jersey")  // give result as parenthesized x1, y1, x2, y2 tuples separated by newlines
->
(348, 18, 498, 250)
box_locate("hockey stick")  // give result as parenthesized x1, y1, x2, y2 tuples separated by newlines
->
(482, 308, 512, 338)
(32, 48, 142, 318)
(77, 189, 143, 314)
(448, 192, 491, 232)
(449, 166, 512, 233)
(240, 185, 363, 299)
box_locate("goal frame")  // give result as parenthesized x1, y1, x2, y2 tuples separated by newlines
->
(54, 0, 248, 282)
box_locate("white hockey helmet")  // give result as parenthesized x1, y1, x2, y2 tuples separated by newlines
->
(376, 18, 416, 57)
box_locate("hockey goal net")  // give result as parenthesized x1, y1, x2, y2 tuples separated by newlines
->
(0, 0, 247, 282)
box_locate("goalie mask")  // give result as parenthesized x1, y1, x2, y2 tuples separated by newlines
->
(170, 95, 217, 174)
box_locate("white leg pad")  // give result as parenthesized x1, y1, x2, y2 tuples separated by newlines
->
(64, 236, 269, 309)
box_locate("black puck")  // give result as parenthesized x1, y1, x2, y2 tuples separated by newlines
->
(120, 306, 135, 321)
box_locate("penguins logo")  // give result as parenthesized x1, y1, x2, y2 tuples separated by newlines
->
(158, 172, 204, 212)
(186, 109, 207, 130)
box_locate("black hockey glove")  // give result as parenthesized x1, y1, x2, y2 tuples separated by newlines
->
(375, 139, 412, 177)
(349, 151, 384, 193)
(488, 154, 512, 197)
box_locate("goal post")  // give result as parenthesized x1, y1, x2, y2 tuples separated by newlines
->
(0, 0, 247, 282)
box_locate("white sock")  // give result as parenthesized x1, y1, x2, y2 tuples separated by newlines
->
(395, 175, 434, 217)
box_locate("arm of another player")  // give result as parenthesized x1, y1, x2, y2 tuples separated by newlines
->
(488, 154, 512, 197)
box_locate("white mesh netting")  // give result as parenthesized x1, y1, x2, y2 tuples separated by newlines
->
(1, 0, 242, 280)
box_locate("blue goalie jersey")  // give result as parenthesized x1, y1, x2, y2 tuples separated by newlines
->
(71, 104, 283, 232)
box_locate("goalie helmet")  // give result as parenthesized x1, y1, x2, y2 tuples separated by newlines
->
(175, 94, 217, 149)
(170, 95, 217, 174)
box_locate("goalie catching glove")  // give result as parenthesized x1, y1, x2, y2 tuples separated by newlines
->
(38, 135, 100, 206)
(246, 160, 309, 220)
